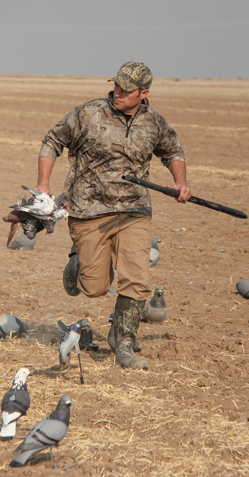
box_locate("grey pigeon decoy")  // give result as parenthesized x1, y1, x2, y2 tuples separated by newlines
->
(108, 313, 141, 352)
(0, 368, 32, 438)
(58, 323, 82, 366)
(9, 395, 71, 467)
(142, 286, 167, 324)
(8, 233, 37, 251)
(150, 237, 161, 267)
(0, 315, 28, 339)
(108, 285, 116, 295)
(236, 280, 249, 299)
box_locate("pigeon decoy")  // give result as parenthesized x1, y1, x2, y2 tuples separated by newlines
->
(236, 280, 249, 299)
(58, 323, 82, 367)
(142, 286, 167, 324)
(58, 319, 94, 363)
(108, 313, 141, 352)
(0, 368, 32, 438)
(108, 285, 116, 295)
(7, 234, 37, 251)
(150, 237, 161, 267)
(9, 395, 71, 467)
(0, 315, 28, 339)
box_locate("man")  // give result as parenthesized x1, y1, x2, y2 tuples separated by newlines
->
(36, 61, 191, 370)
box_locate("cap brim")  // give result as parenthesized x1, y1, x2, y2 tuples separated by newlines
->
(107, 75, 137, 92)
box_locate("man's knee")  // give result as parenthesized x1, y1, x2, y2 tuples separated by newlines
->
(78, 276, 110, 298)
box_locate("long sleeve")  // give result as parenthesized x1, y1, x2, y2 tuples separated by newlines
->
(39, 107, 79, 161)
(153, 116, 185, 168)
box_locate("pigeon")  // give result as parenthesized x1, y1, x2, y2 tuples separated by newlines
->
(0, 314, 28, 339)
(3, 188, 68, 245)
(8, 233, 37, 251)
(108, 313, 141, 352)
(142, 286, 167, 324)
(59, 329, 81, 366)
(58, 319, 92, 365)
(0, 368, 32, 438)
(150, 237, 161, 267)
(236, 280, 249, 299)
(10, 186, 69, 222)
(9, 395, 71, 467)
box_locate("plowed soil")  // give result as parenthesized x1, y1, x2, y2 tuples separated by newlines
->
(0, 75, 249, 476)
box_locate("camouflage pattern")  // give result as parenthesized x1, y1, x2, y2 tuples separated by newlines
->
(113, 296, 149, 369)
(107, 61, 153, 92)
(39, 91, 185, 219)
(114, 295, 146, 344)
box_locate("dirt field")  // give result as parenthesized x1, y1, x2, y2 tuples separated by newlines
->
(0, 75, 249, 476)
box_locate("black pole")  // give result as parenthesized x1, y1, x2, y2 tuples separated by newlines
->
(122, 175, 247, 219)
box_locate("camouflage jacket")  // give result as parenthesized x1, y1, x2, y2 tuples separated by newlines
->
(39, 92, 185, 219)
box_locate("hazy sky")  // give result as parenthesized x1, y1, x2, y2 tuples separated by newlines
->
(0, 0, 248, 78)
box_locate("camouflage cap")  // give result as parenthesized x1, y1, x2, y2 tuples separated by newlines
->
(108, 61, 153, 92)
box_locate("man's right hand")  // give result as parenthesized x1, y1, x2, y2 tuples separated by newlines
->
(35, 183, 51, 195)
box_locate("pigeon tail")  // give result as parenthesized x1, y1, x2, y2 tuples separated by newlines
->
(0, 421, 16, 437)
(9, 449, 37, 467)
(21, 185, 39, 196)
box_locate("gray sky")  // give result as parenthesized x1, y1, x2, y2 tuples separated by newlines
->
(0, 0, 248, 78)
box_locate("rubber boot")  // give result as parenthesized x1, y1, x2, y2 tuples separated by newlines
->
(63, 245, 81, 296)
(114, 295, 149, 370)
(108, 313, 141, 352)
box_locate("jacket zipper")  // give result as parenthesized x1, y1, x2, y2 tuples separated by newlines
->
(126, 109, 140, 138)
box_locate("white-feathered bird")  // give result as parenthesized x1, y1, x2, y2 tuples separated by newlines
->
(9, 395, 71, 467)
(0, 368, 32, 438)
(10, 186, 68, 222)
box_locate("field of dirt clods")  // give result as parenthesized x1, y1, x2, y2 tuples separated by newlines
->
(0, 75, 249, 476)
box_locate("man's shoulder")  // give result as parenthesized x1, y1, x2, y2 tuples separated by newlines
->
(146, 104, 164, 120)
(76, 98, 109, 112)
(145, 104, 170, 128)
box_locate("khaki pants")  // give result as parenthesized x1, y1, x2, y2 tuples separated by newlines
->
(68, 214, 152, 301)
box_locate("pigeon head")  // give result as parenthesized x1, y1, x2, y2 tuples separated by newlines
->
(155, 286, 164, 297)
(56, 395, 71, 411)
(14, 368, 32, 385)
(53, 209, 69, 221)
(151, 237, 161, 248)
(61, 209, 69, 220)
(51, 395, 71, 425)
(68, 319, 89, 333)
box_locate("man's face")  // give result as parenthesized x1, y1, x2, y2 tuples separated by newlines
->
(113, 83, 149, 115)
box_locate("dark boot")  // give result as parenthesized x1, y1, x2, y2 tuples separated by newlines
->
(63, 245, 81, 296)
(108, 313, 141, 352)
(113, 295, 149, 370)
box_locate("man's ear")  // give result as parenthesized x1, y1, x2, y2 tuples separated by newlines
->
(140, 89, 149, 100)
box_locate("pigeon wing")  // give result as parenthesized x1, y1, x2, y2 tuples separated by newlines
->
(2, 389, 30, 418)
(14, 418, 67, 455)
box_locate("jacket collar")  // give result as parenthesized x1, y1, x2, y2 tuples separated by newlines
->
(107, 91, 149, 117)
